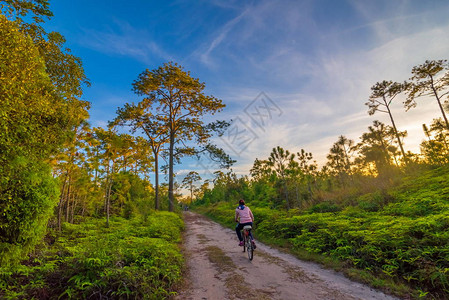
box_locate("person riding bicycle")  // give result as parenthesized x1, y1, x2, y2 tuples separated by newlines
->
(235, 199, 256, 249)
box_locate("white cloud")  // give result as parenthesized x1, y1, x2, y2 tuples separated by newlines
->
(199, 8, 249, 67)
(79, 19, 172, 64)
(206, 7, 449, 174)
(76, 0, 449, 178)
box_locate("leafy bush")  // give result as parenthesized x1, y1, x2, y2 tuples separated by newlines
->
(195, 166, 449, 298)
(0, 212, 184, 299)
(0, 160, 59, 267)
(308, 201, 341, 213)
(0, 15, 64, 267)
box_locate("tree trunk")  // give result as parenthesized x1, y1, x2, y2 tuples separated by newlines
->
(58, 173, 68, 231)
(106, 178, 112, 227)
(81, 195, 86, 217)
(307, 179, 313, 199)
(65, 175, 71, 222)
(295, 183, 299, 207)
(385, 96, 408, 165)
(284, 182, 290, 210)
(431, 77, 449, 131)
(168, 131, 175, 212)
(154, 153, 160, 210)
(70, 193, 77, 223)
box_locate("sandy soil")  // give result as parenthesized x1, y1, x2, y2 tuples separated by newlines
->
(176, 212, 399, 300)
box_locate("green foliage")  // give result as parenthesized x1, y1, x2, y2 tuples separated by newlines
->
(0, 159, 59, 267)
(0, 0, 53, 22)
(0, 212, 184, 299)
(1, 1, 90, 266)
(195, 166, 449, 298)
(110, 172, 154, 219)
(308, 201, 341, 213)
(0, 15, 64, 161)
(0, 15, 66, 266)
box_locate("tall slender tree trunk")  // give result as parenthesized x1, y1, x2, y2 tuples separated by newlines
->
(70, 193, 76, 223)
(154, 153, 159, 210)
(104, 162, 110, 226)
(58, 173, 68, 231)
(283, 180, 290, 210)
(81, 195, 87, 216)
(295, 183, 299, 207)
(307, 179, 313, 199)
(65, 176, 71, 222)
(430, 77, 449, 131)
(94, 149, 98, 186)
(168, 131, 175, 212)
(106, 178, 112, 227)
(384, 96, 408, 165)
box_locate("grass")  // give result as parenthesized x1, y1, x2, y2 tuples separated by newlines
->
(205, 245, 235, 273)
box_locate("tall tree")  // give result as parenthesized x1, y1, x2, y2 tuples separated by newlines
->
(430, 118, 449, 152)
(405, 59, 449, 131)
(267, 146, 296, 209)
(132, 62, 225, 211)
(420, 118, 449, 165)
(326, 135, 355, 185)
(112, 103, 163, 209)
(367, 80, 408, 164)
(250, 158, 271, 181)
(94, 128, 136, 226)
(296, 149, 318, 198)
(337, 135, 355, 174)
(181, 171, 202, 203)
(53, 120, 91, 230)
(356, 121, 405, 175)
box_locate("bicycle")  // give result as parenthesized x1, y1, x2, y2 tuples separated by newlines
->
(241, 225, 254, 261)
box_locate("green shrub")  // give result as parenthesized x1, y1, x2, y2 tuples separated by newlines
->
(308, 201, 341, 213)
(195, 166, 449, 298)
(0, 16, 64, 267)
(0, 160, 59, 267)
(0, 212, 184, 299)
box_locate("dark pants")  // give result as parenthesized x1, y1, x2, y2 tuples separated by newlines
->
(236, 222, 254, 241)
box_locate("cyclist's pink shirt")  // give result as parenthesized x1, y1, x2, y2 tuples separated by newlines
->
(235, 206, 254, 224)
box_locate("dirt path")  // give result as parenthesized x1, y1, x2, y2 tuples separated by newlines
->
(176, 212, 399, 300)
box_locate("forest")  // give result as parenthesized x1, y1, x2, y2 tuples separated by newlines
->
(1, 0, 449, 299)
(0, 1, 212, 298)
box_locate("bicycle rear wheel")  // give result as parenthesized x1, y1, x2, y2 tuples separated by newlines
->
(242, 234, 246, 252)
(246, 237, 253, 261)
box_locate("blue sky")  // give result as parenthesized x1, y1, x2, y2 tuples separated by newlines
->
(45, 0, 449, 181)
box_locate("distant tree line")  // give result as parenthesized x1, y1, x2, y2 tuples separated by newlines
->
(196, 60, 449, 209)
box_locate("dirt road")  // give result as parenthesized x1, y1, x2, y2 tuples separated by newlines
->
(176, 212, 398, 300)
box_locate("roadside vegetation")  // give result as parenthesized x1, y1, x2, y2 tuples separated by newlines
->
(192, 60, 449, 299)
(194, 165, 449, 299)
(0, 213, 184, 299)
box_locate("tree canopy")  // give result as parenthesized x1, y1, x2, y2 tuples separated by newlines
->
(131, 62, 227, 211)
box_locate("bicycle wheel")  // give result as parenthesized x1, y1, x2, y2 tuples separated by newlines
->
(242, 233, 246, 252)
(246, 236, 253, 261)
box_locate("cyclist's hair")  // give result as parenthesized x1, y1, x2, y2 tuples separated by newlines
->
(239, 199, 245, 205)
